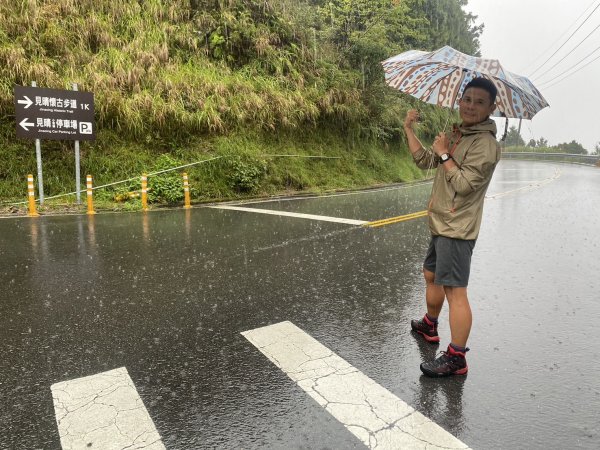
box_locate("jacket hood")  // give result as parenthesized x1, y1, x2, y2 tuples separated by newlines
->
(457, 119, 497, 137)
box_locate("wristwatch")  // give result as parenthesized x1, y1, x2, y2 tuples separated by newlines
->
(440, 153, 452, 164)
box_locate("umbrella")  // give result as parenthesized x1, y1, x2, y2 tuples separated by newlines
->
(381, 45, 549, 120)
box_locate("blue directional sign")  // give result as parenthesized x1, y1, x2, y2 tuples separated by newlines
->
(14, 85, 95, 141)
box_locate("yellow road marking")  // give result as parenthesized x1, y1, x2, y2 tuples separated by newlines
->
(364, 210, 428, 228)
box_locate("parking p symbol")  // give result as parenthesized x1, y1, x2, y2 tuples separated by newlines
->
(79, 122, 93, 134)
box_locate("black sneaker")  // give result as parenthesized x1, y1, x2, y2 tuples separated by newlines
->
(411, 315, 440, 343)
(420, 345, 469, 377)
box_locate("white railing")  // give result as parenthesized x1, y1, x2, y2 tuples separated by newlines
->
(502, 152, 600, 166)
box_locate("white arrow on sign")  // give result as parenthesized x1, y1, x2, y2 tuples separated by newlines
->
(17, 96, 33, 109)
(19, 118, 35, 131)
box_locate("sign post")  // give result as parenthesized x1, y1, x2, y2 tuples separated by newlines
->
(30, 82, 45, 204)
(14, 84, 95, 205)
(73, 83, 81, 203)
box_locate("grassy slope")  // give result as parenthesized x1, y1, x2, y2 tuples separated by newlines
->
(0, 125, 425, 212)
(0, 0, 431, 212)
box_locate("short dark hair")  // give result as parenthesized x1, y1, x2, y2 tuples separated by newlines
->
(463, 77, 497, 103)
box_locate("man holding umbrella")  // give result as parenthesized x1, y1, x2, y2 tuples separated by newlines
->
(403, 77, 501, 377)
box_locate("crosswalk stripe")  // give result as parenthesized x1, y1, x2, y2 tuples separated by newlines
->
(51, 367, 165, 450)
(242, 321, 470, 450)
(210, 205, 368, 225)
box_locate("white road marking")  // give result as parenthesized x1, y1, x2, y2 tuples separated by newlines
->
(487, 167, 561, 199)
(210, 205, 368, 225)
(242, 321, 470, 450)
(496, 168, 554, 171)
(213, 181, 433, 206)
(493, 180, 551, 183)
(51, 367, 165, 450)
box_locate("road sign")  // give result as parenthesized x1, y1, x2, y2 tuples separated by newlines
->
(14, 85, 95, 141)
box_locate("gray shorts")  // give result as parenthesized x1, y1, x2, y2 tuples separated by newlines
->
(423, 235, 476, 287)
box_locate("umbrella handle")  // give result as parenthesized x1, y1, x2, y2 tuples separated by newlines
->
(500, 113, 508, 142)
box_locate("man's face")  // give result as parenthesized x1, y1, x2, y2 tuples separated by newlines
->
(458, 87, 496, 127)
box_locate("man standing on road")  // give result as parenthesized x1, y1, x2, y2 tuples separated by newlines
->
(403, 77, 501, 377)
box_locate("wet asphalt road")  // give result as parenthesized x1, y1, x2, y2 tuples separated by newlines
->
(1, 160, 599, 449)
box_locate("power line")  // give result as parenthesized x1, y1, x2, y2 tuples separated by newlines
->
(526, 0, 598, 71)
(528, 0, 600, 78)
(536, 43, 600, 87)
(533, 21, 600, 82)
(539, 51, 600, 90)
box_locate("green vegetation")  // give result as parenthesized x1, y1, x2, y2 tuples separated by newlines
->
(504, 145, 558, 153)
(507, 126, 590, 154)
(0, 0, 482, 212)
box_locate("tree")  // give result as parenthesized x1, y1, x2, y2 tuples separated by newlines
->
(594, 141, 600, 155)
(554, 140, 587, 154)
(527, 139, 537, 147)
(318, 0, 428, 78)
(505, 126, 525, 147)
(537, 137, 548, 148)
(416, 0, 483, 55)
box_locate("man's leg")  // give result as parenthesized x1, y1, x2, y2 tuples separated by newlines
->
(424, 268, 445, 317)
(411, 269, 445, 343)
(419, 237, 474, 377)
(444, 286, 472, 348)
(420, 286, 471, 376)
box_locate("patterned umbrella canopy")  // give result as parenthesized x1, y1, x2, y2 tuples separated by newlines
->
(381, 45, 549, 120)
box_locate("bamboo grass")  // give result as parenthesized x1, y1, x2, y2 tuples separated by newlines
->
(0, 0, 477, 206)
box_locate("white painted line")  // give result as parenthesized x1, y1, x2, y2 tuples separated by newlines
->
(242, 321, 470, 450)
(497, 168, 555, 171)
(210, 181, 433, 207)
(51, 367, 165, 450)
(487, 168, 561, 199)
(210, 205, 368, 225)
(493, 180, 550, 184)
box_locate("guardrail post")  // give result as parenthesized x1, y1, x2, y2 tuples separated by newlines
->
(141, 173, 148, 211)
(183, 172, 191, 209)
(27, 174, 39, 217)
(86, 174, 96, 215)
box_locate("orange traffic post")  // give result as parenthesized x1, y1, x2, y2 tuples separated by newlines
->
(141, 173, 148, 211)
(183, 172, 191, 209)
(86, 174, 96, 215)
(27, 174, 39, 217)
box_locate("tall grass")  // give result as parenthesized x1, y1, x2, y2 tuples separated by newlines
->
(0, 0, 367, 140)
(0, 0, 438, 208)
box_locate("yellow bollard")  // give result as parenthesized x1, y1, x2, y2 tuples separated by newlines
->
(183, 172, 191, 209)
(141, 173, 148, 211)
(27, 174, 39, 217)
(86, 174, 96, 215)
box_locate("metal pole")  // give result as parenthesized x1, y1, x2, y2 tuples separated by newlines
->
(73, 83, 81, 204)
(32, 81, 44, 204)
(35, 139, 43, 204)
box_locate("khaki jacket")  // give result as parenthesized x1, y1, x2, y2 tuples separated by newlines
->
(413, 119, 500, 240)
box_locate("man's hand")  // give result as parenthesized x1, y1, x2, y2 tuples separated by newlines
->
(404, 109, 420, 131)
(403, 108, 426, 157)
(432, 132, 449, 156)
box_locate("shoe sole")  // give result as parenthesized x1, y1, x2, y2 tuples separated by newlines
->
(420, 364, 468, 377)
(412, 328, 440, 343)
